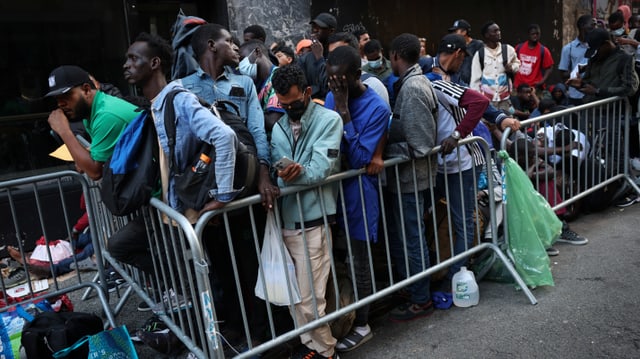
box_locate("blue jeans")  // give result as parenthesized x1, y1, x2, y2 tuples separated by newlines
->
(436, 167, 477, 278)
(387, 190, 431, 304)
(54, 232, 94, 276)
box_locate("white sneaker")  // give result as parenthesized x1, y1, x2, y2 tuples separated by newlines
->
(631, 157, 640, 171)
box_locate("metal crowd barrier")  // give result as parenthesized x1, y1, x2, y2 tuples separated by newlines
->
(499, 97, 640, 231)
(190, 136, 535, 358)
(0, 171, 115, 327)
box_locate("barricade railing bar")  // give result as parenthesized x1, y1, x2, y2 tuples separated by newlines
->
(86, 105, 640, 358)
(94, 199, 216, 359)
(499, 97, 640, 250)
(191, 136, 535, 358)
(0, 170, 115, 327)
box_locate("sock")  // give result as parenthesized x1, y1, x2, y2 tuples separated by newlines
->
(353, 324, 370, 336)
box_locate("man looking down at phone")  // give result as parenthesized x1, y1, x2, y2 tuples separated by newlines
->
(270, 64, 343, 359)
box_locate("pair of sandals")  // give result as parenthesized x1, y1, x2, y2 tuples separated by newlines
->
(335, 326, 373, 352)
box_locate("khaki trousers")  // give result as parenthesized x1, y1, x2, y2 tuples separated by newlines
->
(283, 225, 336, 356)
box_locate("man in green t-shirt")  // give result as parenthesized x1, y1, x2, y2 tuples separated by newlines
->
(46, 65, 138, 180)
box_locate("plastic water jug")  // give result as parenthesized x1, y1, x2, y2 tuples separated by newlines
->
(452, 266, 479, 307)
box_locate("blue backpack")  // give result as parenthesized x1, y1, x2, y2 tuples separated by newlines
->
(100, 110, 160, 216)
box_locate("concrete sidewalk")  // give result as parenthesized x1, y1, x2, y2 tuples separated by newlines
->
(342, 203, 640, 359)
(69, 202, 640, 358)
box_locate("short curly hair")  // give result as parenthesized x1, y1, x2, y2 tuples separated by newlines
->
(327, 46, 361, 75)
(191, 24, 227, 61)
(390, 33, 420, 64)
(271, 64, 307, 95)
(243, 24, 267, 42)
(134, 32, 173, 75)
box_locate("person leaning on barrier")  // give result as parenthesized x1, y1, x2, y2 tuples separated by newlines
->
(431, 77, 489, 278)
(324, 46, 390, 352)
(116, 32, 239, 355)
(125, 32, 239, 216)
(423, 34, 521, 148)
(181, 23, 278, 209)
(107, 32, 237, 278)
(270, 64, 343, 359)
(45, 65, 139, 180)
(383, 33, 438, 322)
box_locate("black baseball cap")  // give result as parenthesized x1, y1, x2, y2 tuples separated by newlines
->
(438, 34, 471, 56)
(448, 19, 472, 32)
(310, 12, 337, 29)
(584, 28, 610, 58)
(45, 65, 92, 97)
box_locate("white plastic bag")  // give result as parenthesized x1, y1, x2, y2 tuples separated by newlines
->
(255, 211, 301, 306)
(29, 238, 74, 264)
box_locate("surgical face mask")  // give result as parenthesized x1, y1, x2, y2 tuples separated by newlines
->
(611, 27, 625, 37)
(238, 49, 257, 80)
(368, 57, 383, 69)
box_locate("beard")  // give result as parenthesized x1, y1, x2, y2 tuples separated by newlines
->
(69, 96, 92, 122)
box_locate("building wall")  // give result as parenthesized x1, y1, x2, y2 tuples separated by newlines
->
(226, 0, 311, 46)
(307, 0, 575, 84)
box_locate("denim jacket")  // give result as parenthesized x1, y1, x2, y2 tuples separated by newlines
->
(151, 81, 238, 212)
(180, 67, 270, 165)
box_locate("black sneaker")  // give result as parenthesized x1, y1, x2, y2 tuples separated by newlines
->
(389, 301, 435, 322)
(98, 272, 128, 293)
(546, 247, 559, 256)
(137, 300, 152, 312)
(615, 194, 639, 208)
(130, 314, 168, 342)
(137, 329, 184, 355)
(557, 229, 588, 245)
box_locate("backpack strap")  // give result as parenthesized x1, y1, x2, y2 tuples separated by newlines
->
(502, 44, 509, 69)
(163, 89, 187, 174)
(515, 42, 523, 55)
(479, 47, 485, 71)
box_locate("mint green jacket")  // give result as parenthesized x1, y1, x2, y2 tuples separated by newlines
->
(271, 101, 343, 229)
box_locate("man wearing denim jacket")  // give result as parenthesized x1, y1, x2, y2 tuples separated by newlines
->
(270, 64, 342, 359)
(123, 32, 239, 216)
(180, 23, 278, 209)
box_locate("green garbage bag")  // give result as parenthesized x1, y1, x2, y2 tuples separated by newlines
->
(498, 150, 560, 287)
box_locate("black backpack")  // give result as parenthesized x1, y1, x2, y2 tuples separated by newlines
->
(478, 44, 509, 72)
(100, 110, 160, 216)
(170, 10, 207, 80)
(21, 311, 103, 359)
(164, 89, 259, 210)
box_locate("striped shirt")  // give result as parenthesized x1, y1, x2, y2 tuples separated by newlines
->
(432, 80, 488, 173)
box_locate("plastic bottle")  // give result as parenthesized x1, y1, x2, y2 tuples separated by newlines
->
(192, 153, 211, 173)
(452, 266, 479, 307)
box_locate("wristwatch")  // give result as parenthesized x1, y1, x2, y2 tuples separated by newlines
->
(451, 130, 461, 140)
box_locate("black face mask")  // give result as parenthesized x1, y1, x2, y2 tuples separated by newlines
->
(284, 98, 308, 121)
